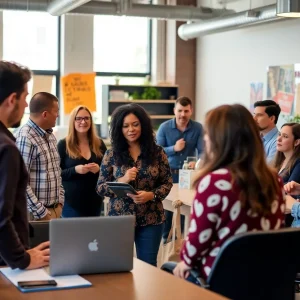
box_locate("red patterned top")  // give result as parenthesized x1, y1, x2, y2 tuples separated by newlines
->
(180, 168, 285, 280)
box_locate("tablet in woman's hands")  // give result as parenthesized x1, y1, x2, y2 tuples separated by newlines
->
(107, 182, 138, 198)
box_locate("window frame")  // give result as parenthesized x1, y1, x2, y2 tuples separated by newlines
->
(29, 16, 61, 124)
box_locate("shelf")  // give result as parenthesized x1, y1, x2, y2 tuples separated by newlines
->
(109, 100, 176, 104)
(150, 115, 174, 119)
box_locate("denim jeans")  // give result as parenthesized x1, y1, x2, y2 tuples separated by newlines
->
(62, 201, 101, 218)
(62, 202, 82, 218)
(135, 223, 164, 267)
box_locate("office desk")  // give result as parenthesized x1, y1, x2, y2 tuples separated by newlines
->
(0, 259, 228, 300)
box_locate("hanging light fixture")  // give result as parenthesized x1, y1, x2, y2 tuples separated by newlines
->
(277, 0, 300, 17)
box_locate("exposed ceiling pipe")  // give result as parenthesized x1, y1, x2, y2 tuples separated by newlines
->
(47, 0, 92, 16)
(0, 0, 234, 21)
(72, 1, 233, 21)
(178, 4, 283, 40)
(0, 0, 47, 11)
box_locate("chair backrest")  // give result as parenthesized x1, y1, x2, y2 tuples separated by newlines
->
(29, 221, 49, 248)
(207, 228, 300, 300)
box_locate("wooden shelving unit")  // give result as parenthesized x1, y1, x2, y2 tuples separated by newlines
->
(101, 85, 178, 138)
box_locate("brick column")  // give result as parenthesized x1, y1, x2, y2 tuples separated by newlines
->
(165, 0, 197, 110)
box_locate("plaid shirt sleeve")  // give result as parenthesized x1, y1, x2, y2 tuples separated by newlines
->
(16, 135, 48, 219)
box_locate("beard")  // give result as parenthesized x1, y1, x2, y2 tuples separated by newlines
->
(7, 101, 22, 128)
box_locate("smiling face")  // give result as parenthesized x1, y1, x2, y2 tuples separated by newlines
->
(174, 103, 192, 127)
(74, 108, 91, 134)
(122, 113, 141, 144)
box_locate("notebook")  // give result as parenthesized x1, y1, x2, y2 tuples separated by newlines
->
(0, 267, 91, 293)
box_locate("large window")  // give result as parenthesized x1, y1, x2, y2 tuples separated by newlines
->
(3, 11, 60, 125)
(94, 16, 151, 75)
(3, 11, 59, 70)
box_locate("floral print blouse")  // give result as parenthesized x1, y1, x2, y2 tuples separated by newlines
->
(96, 145, 173, 226)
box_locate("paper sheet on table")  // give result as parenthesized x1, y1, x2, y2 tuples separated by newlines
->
(0, 267, 91, 293)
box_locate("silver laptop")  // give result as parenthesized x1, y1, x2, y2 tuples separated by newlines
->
(49, 216, 135, 276)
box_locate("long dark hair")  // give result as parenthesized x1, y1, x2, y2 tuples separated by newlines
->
(274, 123, 300, 176)
(194, 104, 281, 216)
(110, 103, 156, 166)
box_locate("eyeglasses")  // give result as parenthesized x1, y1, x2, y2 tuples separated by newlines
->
(75, 116, 91, 123)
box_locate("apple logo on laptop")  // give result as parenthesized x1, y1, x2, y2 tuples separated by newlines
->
(88, 239, 98, 252)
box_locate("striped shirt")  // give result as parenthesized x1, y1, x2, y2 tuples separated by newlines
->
(15, 119, 64, 219)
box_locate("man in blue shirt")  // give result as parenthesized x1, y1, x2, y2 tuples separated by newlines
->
(156, 96, 203, 240)
(253, 100, 281, 164)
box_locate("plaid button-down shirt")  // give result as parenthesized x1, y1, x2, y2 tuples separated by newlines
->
(15, 119, 64, 219)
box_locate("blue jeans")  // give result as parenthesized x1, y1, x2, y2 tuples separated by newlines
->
(62, 201, 101, 218)
(135, 223, 164, 267)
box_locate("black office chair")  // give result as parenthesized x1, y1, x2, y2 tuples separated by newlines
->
(162, 228, 300, 300)
(29, 221, 50, 248)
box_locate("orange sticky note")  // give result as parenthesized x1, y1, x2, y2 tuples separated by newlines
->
(61, 73, 96, 114)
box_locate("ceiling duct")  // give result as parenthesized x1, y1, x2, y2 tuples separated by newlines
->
(178, 4, 283, 40)
(72, 1, 233, 21)
(277, 0, 300, 18)
(0, 0, 234, 21)
(0, 0, 47, 11)
(48, 0, 93, 16)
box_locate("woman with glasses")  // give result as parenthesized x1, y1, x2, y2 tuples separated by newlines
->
(57, 106, 107, 218)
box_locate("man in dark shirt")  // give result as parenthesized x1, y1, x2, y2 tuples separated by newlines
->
(0, 61, 49, 269)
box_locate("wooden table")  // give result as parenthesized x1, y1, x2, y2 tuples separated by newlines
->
(0, 259, 228, 300)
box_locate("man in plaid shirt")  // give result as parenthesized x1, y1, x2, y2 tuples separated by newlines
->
(15, 92, 64, 221)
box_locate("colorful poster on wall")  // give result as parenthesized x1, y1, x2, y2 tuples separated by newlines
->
(61, 72, 96, 114)
(250, 82, 263, 113)
(267, 65, 295, 115)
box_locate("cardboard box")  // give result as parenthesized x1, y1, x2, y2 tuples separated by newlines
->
(179, 170, 198, 189)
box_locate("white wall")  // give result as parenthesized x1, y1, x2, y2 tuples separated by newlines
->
(195, 18, 300, 124)
(60, 14, 94, 126)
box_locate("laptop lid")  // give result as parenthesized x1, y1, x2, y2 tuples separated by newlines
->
(49, 216, 135, 276)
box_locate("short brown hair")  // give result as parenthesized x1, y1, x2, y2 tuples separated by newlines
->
(0, 61, 31, 105)
(29, 92, 58, 115)
(175, 96, 192, 107)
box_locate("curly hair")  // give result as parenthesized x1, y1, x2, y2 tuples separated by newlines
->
(110, 103, 156, 166)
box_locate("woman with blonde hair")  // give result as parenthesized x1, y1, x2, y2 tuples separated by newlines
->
(163, 104, 285, 284)
(58, 106, 107, 217)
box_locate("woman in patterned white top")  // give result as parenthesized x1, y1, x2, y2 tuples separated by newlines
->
(172, 104, 285, 283)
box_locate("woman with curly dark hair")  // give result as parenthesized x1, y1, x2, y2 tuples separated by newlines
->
(96, 103, 173, 266)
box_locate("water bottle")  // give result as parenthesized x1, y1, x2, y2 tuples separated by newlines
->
(182, 160, 189, 170)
